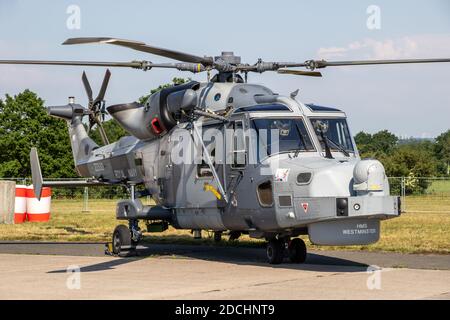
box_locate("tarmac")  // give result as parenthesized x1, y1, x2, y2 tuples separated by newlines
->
(0, 242, 449, 299)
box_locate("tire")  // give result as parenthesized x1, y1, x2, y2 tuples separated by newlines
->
(112, 225, 132, 255)
(288, 238, 307, 263)
(266, 239, 284, 264)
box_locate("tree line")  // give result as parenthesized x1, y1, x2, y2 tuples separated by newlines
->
(354, 130, 450, 194)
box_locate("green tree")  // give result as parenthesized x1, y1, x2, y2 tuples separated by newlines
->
(354, 131, 373, 157)
(371, 130, 398, 154)
(0, 90, 76, 178)
(380, 145, 437, 194)
(354, 130, 398, 158)
(434, 130, 450, 175)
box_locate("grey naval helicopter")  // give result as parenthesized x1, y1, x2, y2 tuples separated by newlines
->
(2, 37, 450, 264)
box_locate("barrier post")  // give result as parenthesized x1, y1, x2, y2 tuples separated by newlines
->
(401, 176, 406, 212)
(0, 181, 15, 224)
(82, 187, 89, 212)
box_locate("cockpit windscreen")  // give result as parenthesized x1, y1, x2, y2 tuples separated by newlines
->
(251, 118, 314, 156)
(310, 118, 354, 152)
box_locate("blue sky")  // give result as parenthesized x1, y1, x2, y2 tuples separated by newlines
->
(0, 0, 449, 137)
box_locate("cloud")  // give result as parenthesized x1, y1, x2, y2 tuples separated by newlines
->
(317, 34, 450, 60)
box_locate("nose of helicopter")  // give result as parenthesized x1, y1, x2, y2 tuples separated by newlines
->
(272, 157, 388, 198)
(273, 157, 357, 198)
(270, 156, 398, 237)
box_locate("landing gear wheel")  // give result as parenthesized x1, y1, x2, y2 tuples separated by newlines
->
(266, 239, 285, 264)
(214, 231, 222, 243)
(112, 224, 132, 255)
(288, 238, 307, 263)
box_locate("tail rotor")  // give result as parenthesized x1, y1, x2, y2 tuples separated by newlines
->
(81, 69, 110, 145)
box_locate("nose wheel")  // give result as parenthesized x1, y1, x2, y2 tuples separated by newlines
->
(266, 238, 307, 264)
(266, 239, 284, 264)
(112, 225, 132, 255)
(112, 222, 141, 256)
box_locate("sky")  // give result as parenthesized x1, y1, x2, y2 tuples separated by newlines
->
(0, 0, 449, 138)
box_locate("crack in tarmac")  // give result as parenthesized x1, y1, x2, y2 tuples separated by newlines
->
(166, 271, 351, 299)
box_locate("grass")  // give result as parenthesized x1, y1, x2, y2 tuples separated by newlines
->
(427, 179, 450, 194)
(0, 197, 449, 254)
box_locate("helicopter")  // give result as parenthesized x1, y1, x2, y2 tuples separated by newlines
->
(1, 37, 449, 264)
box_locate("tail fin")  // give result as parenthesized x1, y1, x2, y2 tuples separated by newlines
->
(30, 147, 43, 200)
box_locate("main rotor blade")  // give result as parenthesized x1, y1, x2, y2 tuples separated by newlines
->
(0, 59, 144, 68)
(63, 37, 214, 66)
(81, 71, 93, 103)
(0, 60, 205, 72)
(240, 58, 450, 73)
(94, 69, 111, 104)
(277, 69, 322, 77)
(307, 58, 450, 69)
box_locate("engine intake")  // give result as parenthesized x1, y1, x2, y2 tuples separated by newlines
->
(107, 81, 200, 140)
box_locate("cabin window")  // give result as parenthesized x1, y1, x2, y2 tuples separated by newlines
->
(257, 180, 273, 207)
(196, 124, 221, 178)
(197, 148, 215, 178)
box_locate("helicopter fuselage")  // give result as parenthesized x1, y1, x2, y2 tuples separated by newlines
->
(65, 81, 400, 245)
